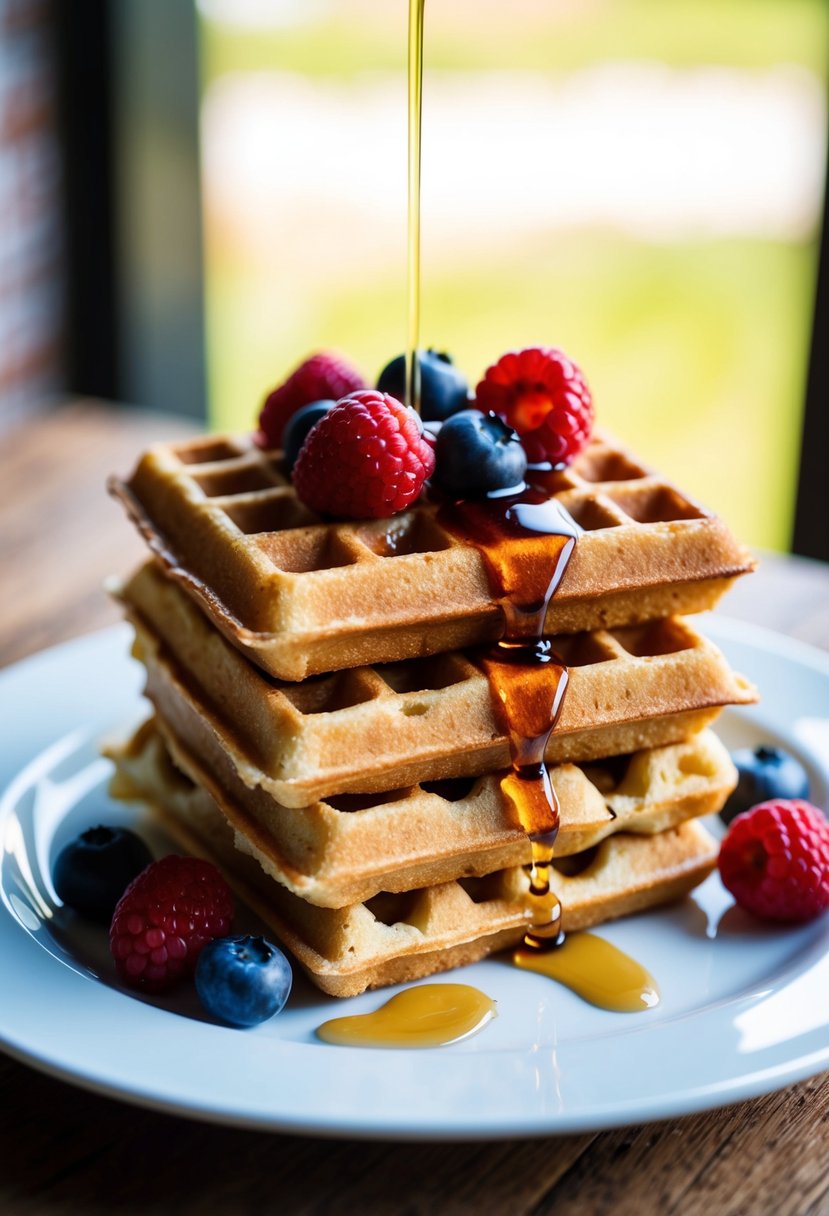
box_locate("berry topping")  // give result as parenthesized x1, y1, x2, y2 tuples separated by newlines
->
(110, 856, 234, 991)
(475, 346, 593, 466)
(377, 349, 470, 422)
(292, 389, 435, 519)
(282, 399, 335, 471)
(721, 745, 810, 825)
(718, 799, 829, 922)
(53, 826, 153, 925)
(257, 352, 365, 448)
(195, 934, 293, 1028)
(434, 410, 527, 497)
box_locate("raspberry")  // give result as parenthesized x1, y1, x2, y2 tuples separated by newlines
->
(718, 799, 829, 922)
(475, 346, 593, 466)
(109, 856, 234, 991)
(257, 352, 365, 448)
(292, 389, 435, 519)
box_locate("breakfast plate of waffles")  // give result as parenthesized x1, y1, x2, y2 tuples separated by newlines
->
(0, 618, 828, 1137)
(1, 354, 828, 1136)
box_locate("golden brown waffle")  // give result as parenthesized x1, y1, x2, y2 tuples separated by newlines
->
(109, 722, 719, 997)
(109, 429, 755, 680)
(114, 715, 734, 907)
(120, 561, 756, 806)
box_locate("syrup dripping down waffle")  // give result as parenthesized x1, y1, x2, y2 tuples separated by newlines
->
(120, 561, 756, 807)
(109, 430, 755, 681)
(109, 721, 719, 998)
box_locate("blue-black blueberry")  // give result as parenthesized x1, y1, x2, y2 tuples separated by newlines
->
(433, 409, 527, 496)
(53, 825, 153, 924)
(721, 745, 810, 825)
(377, 350, 469, 422)
(283, 399, 336, 471)
(195, 934, 293, 1028)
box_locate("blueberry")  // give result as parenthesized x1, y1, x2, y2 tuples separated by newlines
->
(283, 399, 335, 471)
(195, 935, 292, 1028)
(377, 350, 469, 422)
(53, 826, 153, 924)
(433, 409, 527, 496)
(721, 745, 811, 825)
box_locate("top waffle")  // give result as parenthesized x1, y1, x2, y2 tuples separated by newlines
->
(109, 429, 755, 681)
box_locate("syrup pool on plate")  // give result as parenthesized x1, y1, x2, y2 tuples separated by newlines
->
(316, 984, 497, 1048)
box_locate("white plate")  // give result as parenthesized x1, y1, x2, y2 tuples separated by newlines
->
(1, 618, 828, 1140)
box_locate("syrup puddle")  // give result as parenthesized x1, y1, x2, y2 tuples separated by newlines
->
(315, 935, 659, 1049)
(513, 932, 661, 1012)
(316, 983, 497, 1048)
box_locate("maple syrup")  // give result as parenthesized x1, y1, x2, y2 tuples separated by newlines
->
(513, 932, 660, 1012)
(327, 0, 659, 1038)
(405, 0, 425, 413)
(439, 487, 579, 949)
(316, 983, 496, 1048)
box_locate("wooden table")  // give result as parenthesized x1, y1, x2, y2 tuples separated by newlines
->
(2, 402, 828, 1216)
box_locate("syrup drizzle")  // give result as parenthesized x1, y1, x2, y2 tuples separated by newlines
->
(316, 984, 496, 1048)
(438, 488, 580, 949)
(375, 0, 658, 1028)
(405, 0, 425, 414)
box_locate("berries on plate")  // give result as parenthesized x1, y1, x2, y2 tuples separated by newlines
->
(110, 856, 234, 991)
(475, 346, 593, 466)
(377, 349, 469, 422)
(258, 352, 365, 448)
(195, 935, 293, 1028)
(718, 799, 829, 922)
(282, 399, 335, 471)
(720, 745, 810, 825)
(292, 389, 435, 519)
(53, 825, 153, 925)
(434, 410, 527, 497)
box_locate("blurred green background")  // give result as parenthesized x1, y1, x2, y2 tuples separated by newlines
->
(198, 0, 827, 551)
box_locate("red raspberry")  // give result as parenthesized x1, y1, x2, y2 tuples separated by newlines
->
(475, 346, 593, 466)
(292, 390, 435, 519)
(109, 856, 234, 991)
(718, 799, 829, 922)
(257, 352, 365, 448)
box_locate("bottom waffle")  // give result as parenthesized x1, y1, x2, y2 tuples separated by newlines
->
(109, 722, 720, 997)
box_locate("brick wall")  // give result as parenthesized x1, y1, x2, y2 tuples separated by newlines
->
(0, 0, 62, 430)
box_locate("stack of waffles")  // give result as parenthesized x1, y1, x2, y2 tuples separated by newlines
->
(107, 429, 756, 996)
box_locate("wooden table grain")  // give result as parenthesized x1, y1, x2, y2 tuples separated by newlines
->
(2, 402, 828, 1216)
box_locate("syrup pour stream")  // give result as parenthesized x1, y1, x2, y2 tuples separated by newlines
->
(405, 0, 425, 415)
(315, 0, 660, 1046)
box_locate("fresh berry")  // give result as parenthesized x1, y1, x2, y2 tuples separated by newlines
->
(434, 410, 527, 496)
(258, 353, 365, 448)
(110, 856, 234, 991)
(377, 350, 470, 422)
(282, 399, 335, 471)
(195, 935, 293, 1028)
(721, 745, 810, 825)
(53, 826, 153, 925)
(292, 389, 435, 519)
(718, 799, 829, 922)
(475, 346, 593, 466)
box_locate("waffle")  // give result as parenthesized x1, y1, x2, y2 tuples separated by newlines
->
(109, 429, 755, 680)
(109, 722, 719, 997)
(120, 561, 756, 806)
(111, 715, 734, 907)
